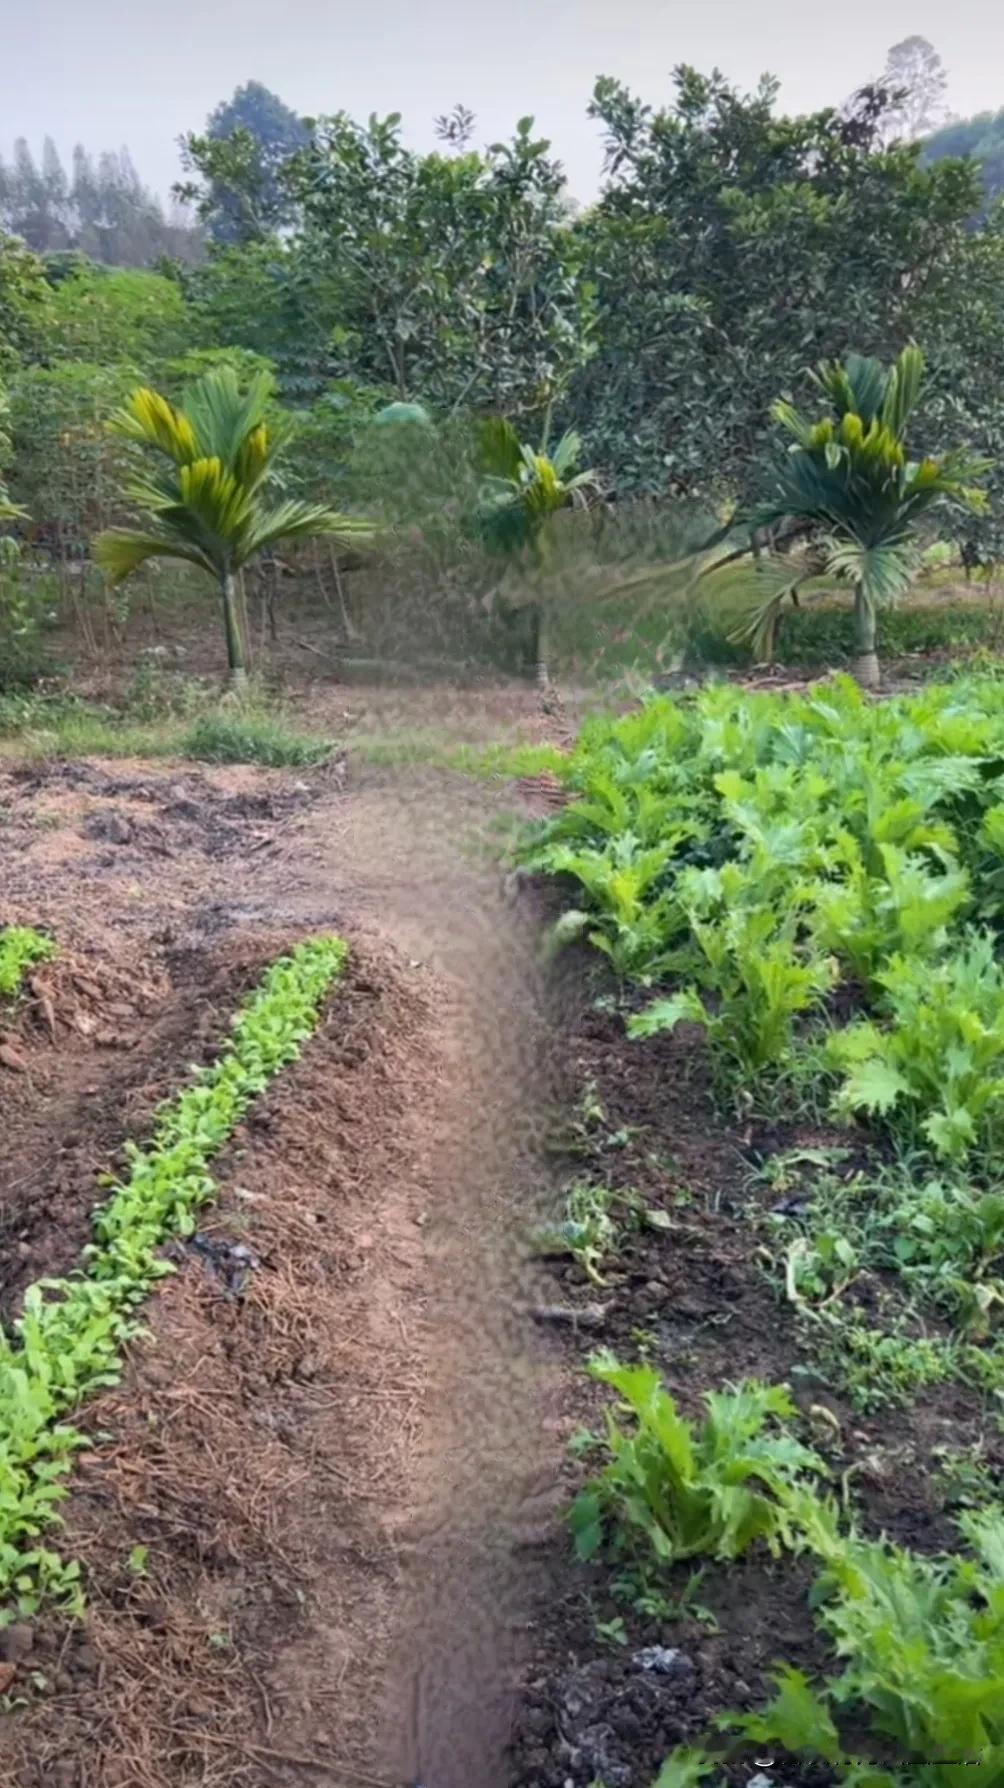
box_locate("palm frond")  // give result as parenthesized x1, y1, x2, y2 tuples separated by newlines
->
(109, 388, 198, 463)
(842, 353, 889, 425)
(880, 343, 924, 438)
(477, 417, 523, 481)
(182, 366, 274, 466)
(236, 502, 376, 566)
(826, 538, 916, 605)
(93, 527, 215, 585)
(550, 430, 585, 478)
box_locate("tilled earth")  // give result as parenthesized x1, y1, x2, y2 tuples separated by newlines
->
(0, 688, 572, 1788)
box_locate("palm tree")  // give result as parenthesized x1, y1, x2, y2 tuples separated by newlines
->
(742, 345, 989, 687)
(94, 366, 374, 684)
(476, 418, 599, 683)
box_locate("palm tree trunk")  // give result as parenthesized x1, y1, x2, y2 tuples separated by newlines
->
(221, 571, 247, 686)
(852, 582, 880, 690)
(536, 602, 552, 686)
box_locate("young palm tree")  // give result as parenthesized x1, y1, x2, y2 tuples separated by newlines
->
(477, 418, 599, 683)
(94, 367, 374, 684)
(745, 345, 989, 687)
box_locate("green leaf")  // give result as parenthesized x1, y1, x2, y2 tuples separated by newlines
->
(650, 1747, 717, 1788)
(838, 1059, 910, 1115)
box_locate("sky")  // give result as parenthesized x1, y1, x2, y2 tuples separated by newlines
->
(2, 0, 1004, 204)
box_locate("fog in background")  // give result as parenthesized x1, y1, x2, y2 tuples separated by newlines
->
(3, 0, 1004, 204)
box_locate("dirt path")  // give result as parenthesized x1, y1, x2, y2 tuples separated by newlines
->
(0, 693, 571, 1788)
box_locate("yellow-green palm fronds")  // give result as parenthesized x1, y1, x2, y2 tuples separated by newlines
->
(110, 388, 199, 464)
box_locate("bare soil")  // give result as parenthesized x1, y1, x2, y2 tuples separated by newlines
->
(0, 682, 573, 1788)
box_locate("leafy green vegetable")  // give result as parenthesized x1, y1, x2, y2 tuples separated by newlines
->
(0, 926, 55, 998)
(570, 1355, 824, 1567)
(0, 934, 346, 1622)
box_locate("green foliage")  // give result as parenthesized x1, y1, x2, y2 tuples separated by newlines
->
(759, 1153, 1004, 1335)
(286, 111, 594, 422)
(718, 1504, 1004, 1784)
(533, 1183, 645, 1286)
(93, 367, 375, 676)
(771, 597, 1004, 669)
(814, 1319, 957, 1412)
(0, 566, 55, 689)
(181, 710, 333, 767)
(573, 66, 983, 502)
(829, 935, 1004, 1161)
(179, 238, 341, 404)
(741, 345, 988, 667)
(45, 267, 189, 372)
(924, 107, 1004, 218)
(7, 359, 140, 560)
(528, 674, 1004, 1160)
(176, 81, 308, 244)
(0, 926, 55, 997)
(0, 936, 346, 1619)
(477, 422, 599, 557)
(570, 1356, 823, 1567)
(0, 233, 51, 370)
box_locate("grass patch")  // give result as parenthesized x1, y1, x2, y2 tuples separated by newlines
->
(0, 693, 335, 770)
(350, 727, 566, 780)
(180, 711, 334, 769)
(0, 694, 182, 760)
(0, 935, 346, 1622)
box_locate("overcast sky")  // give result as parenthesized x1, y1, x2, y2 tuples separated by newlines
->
(3, 0, 1003, 204)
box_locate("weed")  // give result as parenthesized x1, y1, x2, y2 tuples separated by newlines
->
(812, 1316, 956, 1412)
(533, 1182, 644, 1285)
(933, 1443, 1002, 1511)
(593, 1613, 628, 1648)
(610, 1562, 719, 1628)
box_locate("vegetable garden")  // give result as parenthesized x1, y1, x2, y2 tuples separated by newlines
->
(8, 38, 1004, 1788)
(510, 672, 1004, 1788)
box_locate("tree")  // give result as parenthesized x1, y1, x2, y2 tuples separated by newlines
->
(176, 82, 308, 243)
(923, 109, 1004, 218)
(0, 233, 51, 369)
(476, 417, 599, 680)
(1, 139, 202, 267)
(879, 37, 949, 142)
(574, 65, 981, 503)
(180, 237, 339, 401)
(746, 346, 989, 687)
(0, 373, 20, 520)
(93, 366, 374, 682)
(287, 110, 593, 423)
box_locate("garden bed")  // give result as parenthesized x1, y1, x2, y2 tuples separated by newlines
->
(510, 992, 1004, 1788)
